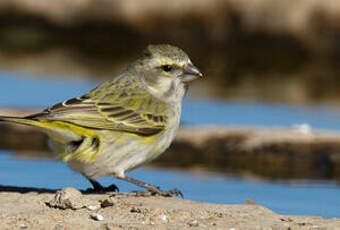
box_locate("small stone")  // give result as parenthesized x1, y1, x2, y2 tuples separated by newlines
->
(46, 187, 83, 210)
(187, 219, 199, 227)
(130, 207, 141, 213)
(101, 198, 115, 208)
(87, 205, 100, 211)
(19, 223, 27, 229)
(160, 214, 167, 222)
(91, 213, 104, 221)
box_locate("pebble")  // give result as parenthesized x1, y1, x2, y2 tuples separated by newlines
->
(187, 219, 199, 227)
(91, 213, 104, 221)
(130, 207, 141, 213)
(87, 205, 100, 211)
(46, 187, 83, 210)
(19, 223, 27, 229)
(160, 214, 167, 222)
(101, 198, 115, 208)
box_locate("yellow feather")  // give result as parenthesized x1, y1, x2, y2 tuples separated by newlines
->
(0, 116, 94, 137)
(61, 136, 100, 163)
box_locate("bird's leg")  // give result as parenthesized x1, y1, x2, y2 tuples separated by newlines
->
(116, 175, 183, 198)
(88, 178, 104, 190)
(85, 178, 119, 193)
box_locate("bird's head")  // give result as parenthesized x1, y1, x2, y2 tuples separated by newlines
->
(131, 44, 203, 102)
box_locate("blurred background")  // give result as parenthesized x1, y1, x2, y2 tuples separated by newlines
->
(0, 0, 340, 218)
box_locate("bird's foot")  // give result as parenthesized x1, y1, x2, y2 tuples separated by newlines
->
(115, 175, 183, 198)
(85, 178, 119, 194)
(106, 184, 120, 192)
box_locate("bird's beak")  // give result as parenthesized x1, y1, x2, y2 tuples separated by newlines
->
(181, 63, 203, 83)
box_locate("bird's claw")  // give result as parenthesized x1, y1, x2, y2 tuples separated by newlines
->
(106, 184, 120, 192)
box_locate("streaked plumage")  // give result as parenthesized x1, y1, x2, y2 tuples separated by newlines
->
(0, 44, 202, 196)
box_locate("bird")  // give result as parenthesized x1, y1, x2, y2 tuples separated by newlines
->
(0, 44, 202, 196)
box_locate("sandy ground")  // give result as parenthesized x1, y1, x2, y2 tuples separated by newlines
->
(0, 186, 339, 230)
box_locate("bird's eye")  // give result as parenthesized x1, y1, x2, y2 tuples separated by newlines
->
(161, 65, 172, 72)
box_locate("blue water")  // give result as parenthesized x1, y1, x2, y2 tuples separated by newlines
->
(183, 100, 340, 130)
(0, 71, 340, 218)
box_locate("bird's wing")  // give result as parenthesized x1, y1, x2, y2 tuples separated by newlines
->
(28, 85, 169, 136)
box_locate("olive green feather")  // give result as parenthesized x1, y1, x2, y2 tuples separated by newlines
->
(26, 80, 168, 136)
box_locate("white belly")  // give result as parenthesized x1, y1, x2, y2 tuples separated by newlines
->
(67, 125, 179, 179)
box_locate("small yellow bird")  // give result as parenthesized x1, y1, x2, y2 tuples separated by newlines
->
(0, 44, 202, 196)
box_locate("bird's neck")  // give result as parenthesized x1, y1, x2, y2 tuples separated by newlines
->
(146, 78, 187, 105)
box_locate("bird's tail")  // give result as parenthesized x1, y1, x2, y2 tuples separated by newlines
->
(0, 115, 100, 163)
(0, 115, 45, 128)
(0, 116, 41, 127)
